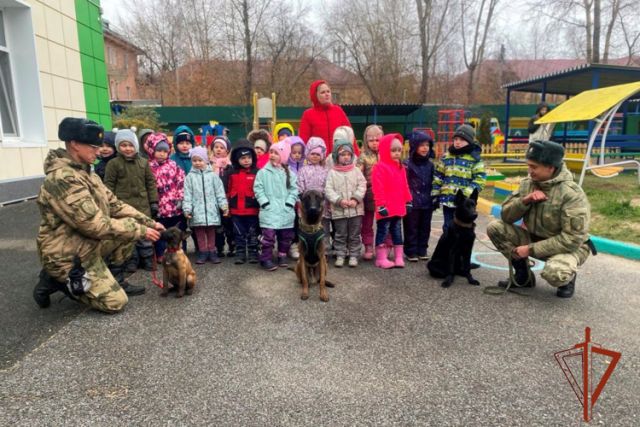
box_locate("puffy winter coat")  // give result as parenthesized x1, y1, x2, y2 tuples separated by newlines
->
(356, 145, 378, 212)
(501, 164, 591, 259)
(325, 167, 367, 219)
(298, 80, 354, 155)
(433, 145, 486, 208)
(254, 162, 298, 229)
(104, 154, 158, 216)
(183, 166, 228, 227)
(223, 140, 259, 216)
(371, 133, 412, 220)
(404, 139, 436, 210)
(149, 158, 185, 218)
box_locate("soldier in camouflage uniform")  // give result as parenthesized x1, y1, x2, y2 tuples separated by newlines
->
(487, 140, 592, 298)
(34, 118, 165, 313)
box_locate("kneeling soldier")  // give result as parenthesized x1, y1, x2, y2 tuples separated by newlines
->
(34, 117, 165, 313)
(487, 140, 593, 298)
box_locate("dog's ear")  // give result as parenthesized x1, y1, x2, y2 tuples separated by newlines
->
(455, 189, 465, 206)
(182, 229, 192, 239)
(469, 188, 479, 202)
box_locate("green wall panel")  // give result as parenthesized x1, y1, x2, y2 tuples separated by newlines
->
(75, 0, 112, 129)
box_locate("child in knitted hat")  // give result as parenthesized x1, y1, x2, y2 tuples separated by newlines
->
(433, 124, 485, 231)
(209, 136, 235, 257)
(95, 131, 116, 181)
(253, 141, 298, 271)
(297, 137, 332, 258)
(183, 146, 229, 264)
(325, 139, 367, 268)
(357, 124, 383, 259)
(105, 129, 159, 273)
(149, 133, 186, 259)
(170, 125, 196, 174)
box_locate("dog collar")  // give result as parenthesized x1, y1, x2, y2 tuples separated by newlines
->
(166, 247, 182, 253)
(453, 217, 475, 228)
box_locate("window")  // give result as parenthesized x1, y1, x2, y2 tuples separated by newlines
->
(0, 3, 46, 146)
(0, 10, 19, 138)
(107, 46, 116, 65)
(123, 52, 128, 72)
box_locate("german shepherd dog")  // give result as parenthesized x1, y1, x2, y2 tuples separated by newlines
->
(427, 189, 481, 288)
(159, 227, 197, 298)
(295, 190, 334, 302)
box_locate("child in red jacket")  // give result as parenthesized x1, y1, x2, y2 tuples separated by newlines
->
(223, 139, 260, 264)
(371, 133, 413, 269)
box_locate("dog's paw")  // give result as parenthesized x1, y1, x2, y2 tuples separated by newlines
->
(160, 292, 168, 298)
(319, 291, 329, 302)
(186, 289, 194, 295)
(468, 278, 480, 286)
(301, 292, 309, 300)
(441, 277, 453, 288)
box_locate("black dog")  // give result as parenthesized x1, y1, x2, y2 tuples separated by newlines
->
(427, 189, 480, 288)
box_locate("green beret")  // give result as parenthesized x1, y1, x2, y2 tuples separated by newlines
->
(526, 140, 564, 168)
(58, 117, 104, 146)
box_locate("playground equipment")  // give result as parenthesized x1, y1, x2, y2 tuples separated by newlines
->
(253, 92, 277, 132)
(198, 121, 228, 147)
(535, 81, 640, 186)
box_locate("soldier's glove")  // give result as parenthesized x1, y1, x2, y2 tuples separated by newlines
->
(150, 203, 159, 219)
(66, 256, 90, 297)
(377, 206, 389, 217)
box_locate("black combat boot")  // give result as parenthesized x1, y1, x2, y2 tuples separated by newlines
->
(556, 274, 576, 298)
(140, 256, 155, 272)
(33, 269, 64, 308)
(125, 252, 139, 273)
(498, 258, 536, 288)
(109, 264, 145, 296)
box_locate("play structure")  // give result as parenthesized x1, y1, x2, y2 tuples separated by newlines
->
(535, 81, 640, 186)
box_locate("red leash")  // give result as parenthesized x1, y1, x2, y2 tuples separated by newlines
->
(150, 253, 164, 289)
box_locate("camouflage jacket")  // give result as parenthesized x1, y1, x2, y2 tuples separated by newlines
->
(501, 164, 591, 258)
(37, 148, 156, 280)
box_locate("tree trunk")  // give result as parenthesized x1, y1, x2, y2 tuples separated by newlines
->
(416, 0, 430, 103)
(466, 64, 476, 105)
(592, 0, 601, 62)
(242, 0, 252, 105)
(583, 0, 593, 62)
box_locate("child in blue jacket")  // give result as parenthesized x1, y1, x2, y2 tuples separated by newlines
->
(253, 141, 298, 271)
(183, 147, 229, 264)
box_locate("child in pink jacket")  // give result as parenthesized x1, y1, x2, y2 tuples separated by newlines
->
(371, 133, 412, 269)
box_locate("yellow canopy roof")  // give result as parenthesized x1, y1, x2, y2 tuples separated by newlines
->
(536, 81, 640, 124)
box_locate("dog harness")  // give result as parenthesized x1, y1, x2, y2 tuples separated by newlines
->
(298, 222, 325, 267)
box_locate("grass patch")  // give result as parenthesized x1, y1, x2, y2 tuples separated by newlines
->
(481, 170, 640, 245)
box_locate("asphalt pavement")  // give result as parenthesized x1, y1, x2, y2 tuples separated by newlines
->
(1, 200, 638, 425)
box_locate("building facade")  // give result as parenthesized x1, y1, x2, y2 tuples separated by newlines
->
(0, 0, 111, 203)
(104, 21, 142, 102)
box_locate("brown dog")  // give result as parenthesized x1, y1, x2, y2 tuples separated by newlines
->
(295, 190, 334, 302)
(159, 227, 196, 298)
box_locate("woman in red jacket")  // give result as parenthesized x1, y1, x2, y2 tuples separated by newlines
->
(298, 80, 358, 155)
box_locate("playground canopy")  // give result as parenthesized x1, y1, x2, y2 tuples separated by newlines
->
(533, 81, 640, 185)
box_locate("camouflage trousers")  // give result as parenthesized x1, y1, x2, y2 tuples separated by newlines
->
(487, 220, 590, 287)
(45, 239, 134, 313)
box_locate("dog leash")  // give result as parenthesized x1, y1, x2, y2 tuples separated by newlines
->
(150, 253, 164, 289)
(483, 257, 534, 296)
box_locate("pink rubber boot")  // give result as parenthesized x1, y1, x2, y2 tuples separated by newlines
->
(393, 245, 405, 268)
(375, 245, 395, 269)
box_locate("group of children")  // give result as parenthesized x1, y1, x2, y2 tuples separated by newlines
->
(93, 122, 486, 272)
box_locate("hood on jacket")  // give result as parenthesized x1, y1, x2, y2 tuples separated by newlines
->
(285, 136, 306, 156)
(309, 79, 328, 109)
(407, 131, 435, 159)
(230, 139, 257, 170)
(362, 124, 383, 156)
(535, 102, 550, 115)
(306, 137, 327, 160)
(173, 125, 196, 151)
(145, 133, 170, 157)
(273, 123, 295, 141)
(378, 133, 404, 167)
(332, 139, 354, 164)
(247, 128, 272, 150)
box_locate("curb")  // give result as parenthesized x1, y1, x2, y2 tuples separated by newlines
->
(478, 197, 640, 261)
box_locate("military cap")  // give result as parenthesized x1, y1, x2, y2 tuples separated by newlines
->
(526, 140, 565, 168)
(58, 117, 104, 146)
